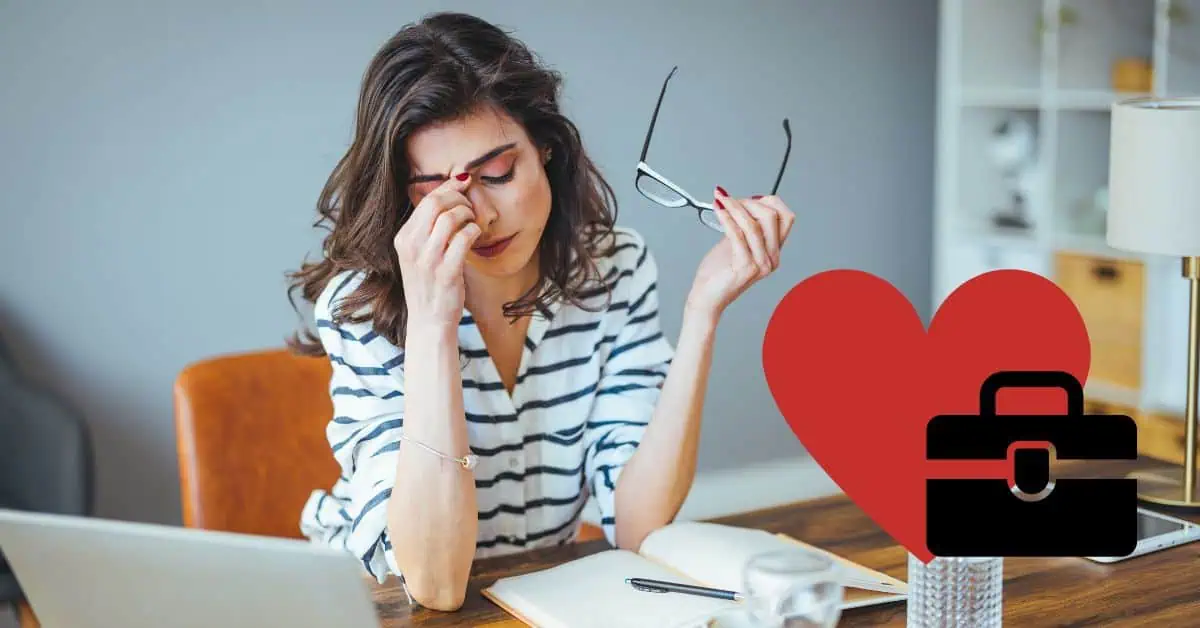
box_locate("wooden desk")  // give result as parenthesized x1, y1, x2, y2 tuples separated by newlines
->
(371, 458, 1200, 626)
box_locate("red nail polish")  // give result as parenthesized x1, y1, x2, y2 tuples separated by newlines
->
(752, 195, 764, 200)
(455, 172, 470, 181)
(716, 186, 728, 197)
(714, 198, 725, 210)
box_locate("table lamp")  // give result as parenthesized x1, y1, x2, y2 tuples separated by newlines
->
(1108, 96, 1200, 509)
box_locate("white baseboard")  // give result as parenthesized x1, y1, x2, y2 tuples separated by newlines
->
(581, 456, 843, 527)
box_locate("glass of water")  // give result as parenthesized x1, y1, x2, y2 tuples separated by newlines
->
(703, 548, 844, 627)
(905, 554, 1003, 628)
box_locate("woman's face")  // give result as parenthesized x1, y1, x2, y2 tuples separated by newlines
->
(404, 105, 552, 281)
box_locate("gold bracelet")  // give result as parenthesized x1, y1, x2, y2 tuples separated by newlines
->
(398, 435, 478, 470)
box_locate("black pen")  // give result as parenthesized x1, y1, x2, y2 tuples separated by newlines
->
(626, 577, 744, 602)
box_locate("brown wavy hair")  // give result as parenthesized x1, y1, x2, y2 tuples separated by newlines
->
(285, 11, 620, 356)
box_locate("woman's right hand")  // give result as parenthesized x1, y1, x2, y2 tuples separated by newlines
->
(394, 173, 481, 330)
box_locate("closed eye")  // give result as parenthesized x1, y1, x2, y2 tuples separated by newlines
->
(480, 167, 515, 184)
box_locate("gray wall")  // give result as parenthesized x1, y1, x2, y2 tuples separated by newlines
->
(0, 0, 937, 528)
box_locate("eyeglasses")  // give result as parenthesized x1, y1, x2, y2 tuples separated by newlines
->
(635, 65, 792, 232)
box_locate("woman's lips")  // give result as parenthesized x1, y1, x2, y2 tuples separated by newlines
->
(472, 233, 516, 258)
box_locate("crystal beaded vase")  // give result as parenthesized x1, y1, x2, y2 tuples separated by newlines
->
(905, 554, 1003, 627)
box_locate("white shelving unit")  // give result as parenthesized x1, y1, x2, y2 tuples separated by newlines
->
(935, 0, 1200, 416)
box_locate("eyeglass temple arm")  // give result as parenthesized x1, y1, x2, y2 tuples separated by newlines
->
(640, 66, 678, 163)
(770, 119, 792, 195)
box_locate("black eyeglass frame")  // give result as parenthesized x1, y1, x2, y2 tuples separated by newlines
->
(635, 65, 792, 232)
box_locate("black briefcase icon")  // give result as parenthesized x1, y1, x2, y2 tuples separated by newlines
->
(926, 370, 1138, 558)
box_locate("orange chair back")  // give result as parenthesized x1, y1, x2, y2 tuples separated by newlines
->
(173, 348, 339, 539)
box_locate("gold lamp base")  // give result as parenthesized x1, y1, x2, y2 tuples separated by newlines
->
(1132, 257, 1200, 510)
(1129, 466, 1200, 509)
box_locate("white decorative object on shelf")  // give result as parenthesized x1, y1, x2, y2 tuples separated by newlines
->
(934, 0, 1200, 416)
(988, 112, 1043, 232)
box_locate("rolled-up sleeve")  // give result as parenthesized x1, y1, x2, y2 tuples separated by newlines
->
(583, 235, 675, 546)
(299, 272, 409, 589)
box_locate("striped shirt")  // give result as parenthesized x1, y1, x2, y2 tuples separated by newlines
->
(298, 226, 675, 594)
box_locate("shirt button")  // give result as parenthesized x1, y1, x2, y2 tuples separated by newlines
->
(509, 456, 520, 469)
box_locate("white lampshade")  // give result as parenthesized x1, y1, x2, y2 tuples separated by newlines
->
(1107, 97, 1200, 256)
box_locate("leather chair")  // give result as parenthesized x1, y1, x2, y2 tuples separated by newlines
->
(174, 348, 340, 538)
(173, 347, 604, 542)
(576, 522, 604, 542)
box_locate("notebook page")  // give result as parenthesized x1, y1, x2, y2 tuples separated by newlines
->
(638, 522, 793, 593)
(775, 534, 908, 593)
(638, 522, 905, 595)
(483, 549, 739, 628)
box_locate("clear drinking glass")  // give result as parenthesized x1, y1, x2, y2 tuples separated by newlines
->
(905, 554, 1003, 628)
(702, 548, 844, 628)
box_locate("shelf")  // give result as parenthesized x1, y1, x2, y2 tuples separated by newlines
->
(960, 88, 1043, 109)
(1057, 0, 1157, 92)
(972, 227, 1044, 252)
(954, 1, 1200, 98)
(954, 106, 1048, 239)
(958, 88, 1153, 111)
(960, 0, 1045, 91)
(1053, 88, 1152, 110)
(1053, 109, 1110, 242)
(942, 227, 1149, 267)
(936, 238, 1052, 306)
(1051, 232, 1145, 263)
(1165, 0, 1200, 95)
(938, 0, 1200, 419)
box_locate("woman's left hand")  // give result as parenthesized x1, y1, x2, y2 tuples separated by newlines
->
(685, 187, 795, 322)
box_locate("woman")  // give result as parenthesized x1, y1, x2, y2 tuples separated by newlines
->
(287, 11, 794, 612)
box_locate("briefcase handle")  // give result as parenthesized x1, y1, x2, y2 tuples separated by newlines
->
(979, 370, 1084, 416)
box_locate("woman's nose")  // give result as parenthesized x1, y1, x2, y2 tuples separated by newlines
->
(467, 190, 500, 227)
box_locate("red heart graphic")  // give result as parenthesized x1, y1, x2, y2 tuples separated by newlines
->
(762, 269, 1091, 563)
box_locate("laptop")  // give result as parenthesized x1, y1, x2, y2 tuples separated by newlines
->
(0, 508, 382, 628)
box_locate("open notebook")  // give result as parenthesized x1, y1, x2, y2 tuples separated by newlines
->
(482, 521, 907, 628)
